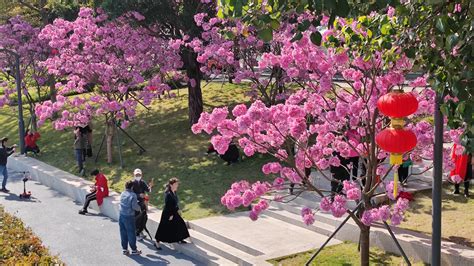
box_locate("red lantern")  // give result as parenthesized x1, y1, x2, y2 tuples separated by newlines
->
(376, 128, 417, 164)
(377, 90, 419, 197)
(377, 91, 418, 118)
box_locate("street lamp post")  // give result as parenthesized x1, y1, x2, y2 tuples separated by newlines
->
(1, 48, 26, 154)
(431, 91, 443, 266)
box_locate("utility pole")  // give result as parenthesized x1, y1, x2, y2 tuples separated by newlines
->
(431, 91, 443, 265)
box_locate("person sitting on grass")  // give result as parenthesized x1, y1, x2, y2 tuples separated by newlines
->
(79, 169, 109, 215)
(206, 142, 240, 165)
(24, 130, 41, 156)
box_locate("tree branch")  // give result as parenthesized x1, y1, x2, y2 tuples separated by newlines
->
(17, 0, 41, 13)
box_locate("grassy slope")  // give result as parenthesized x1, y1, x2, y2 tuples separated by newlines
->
(401, 184, 474, 248)
(268, 242, 426, 266)
(0, 82, 270, 220)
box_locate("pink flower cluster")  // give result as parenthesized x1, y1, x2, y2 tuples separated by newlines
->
(262, 162, 283, 175)
(361, 205, 391, 226)
(385, 181, 401, 200)
(0, 16, 51, 109)
(450, 175, 463, 184)
(34, 8, 181, 129)
(193, 12, 304, 105)
(361, 198, 410, 226)
(191, 10, 463, 227)
(249, 200, 270, 221)
(390, 198, 410, 225)
(301, 207, 316, 226)
(342, 181, 362, 201)
(331, 195, 348, 218)
(319, 195, 347, 218)
(221, 180, 271, 221)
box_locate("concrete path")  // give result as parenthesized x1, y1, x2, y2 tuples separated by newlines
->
(189, 211, 341, 262)
(0, 169, 199, 266)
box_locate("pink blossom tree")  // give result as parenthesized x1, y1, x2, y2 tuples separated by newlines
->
(193, 12, 317, 106)
(35, 8, 182, 163)
(101, 0, 218, 126)
(0, 16, 53, 131)
(193, 13, 462, 265)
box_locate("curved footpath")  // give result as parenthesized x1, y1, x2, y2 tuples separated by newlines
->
(2, 155, 474, 265)
(0, 169, 198, 265)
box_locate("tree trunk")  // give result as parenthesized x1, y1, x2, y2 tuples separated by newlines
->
(360, 225, 370, 266)
(184, 50, 203, 126)
(30, 113, 37, 132)
(106, 119, 114, 164)
(49, 80, 57, 103)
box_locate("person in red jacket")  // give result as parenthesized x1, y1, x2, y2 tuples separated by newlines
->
(24, 130, 41, 155)
(450, 144, 473, 198)
(79, 169, 109, 215)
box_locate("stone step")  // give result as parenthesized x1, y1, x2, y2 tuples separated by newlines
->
(168, 238, 236, 266)
(189, 222, 264, 257)
(263, 207, 335, 237)
(189, 229, 269, 265)
(269, 200, 348, 227)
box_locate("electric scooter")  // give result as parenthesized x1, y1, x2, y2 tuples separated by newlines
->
(18, 171, 32, 199)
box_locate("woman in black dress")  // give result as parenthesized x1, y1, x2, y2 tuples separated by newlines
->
(155, 178, 190, 250)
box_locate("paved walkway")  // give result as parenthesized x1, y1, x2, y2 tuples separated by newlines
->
(0, 169, 199, 266)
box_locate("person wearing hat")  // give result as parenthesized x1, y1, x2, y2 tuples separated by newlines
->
(131, 168, 152, 241)
(0, 137, 16, 193)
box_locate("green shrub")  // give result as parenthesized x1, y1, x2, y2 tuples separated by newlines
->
(0, 206, 62, 265)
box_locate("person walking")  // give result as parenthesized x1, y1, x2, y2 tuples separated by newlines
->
(131, 168, 152, 240)
(74, 127, 86, 176)
(119, 181, 142, 256)
(154, 178, 190, 250)
(79, 169, 109, 215)
(0, 137, 15, 193)
(24, 130, 41, 155)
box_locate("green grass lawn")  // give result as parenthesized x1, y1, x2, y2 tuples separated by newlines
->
(268, 242, 426, 266)
(401, 184, 474, 248)
(0, 205, 61, 264)
(0, 82, 271, 220)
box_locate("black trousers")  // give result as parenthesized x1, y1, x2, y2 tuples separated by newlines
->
(135, 201, 147, 235)
(82, 191, 97, 210)
(347, 157, 359, 180)
(330, 166, 350, 193)
(454, 181, 470, 194)
(454, 159, 472, 194)
(25, 146, 40, 154)
(398, 165, 410, 183)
